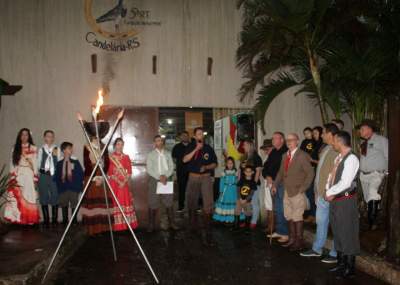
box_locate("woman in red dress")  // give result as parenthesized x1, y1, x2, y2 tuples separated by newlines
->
(108, 138, 138, 231)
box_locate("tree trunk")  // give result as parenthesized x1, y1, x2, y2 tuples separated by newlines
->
(386, 95, 400, 264)
(308, 51, 329, 124)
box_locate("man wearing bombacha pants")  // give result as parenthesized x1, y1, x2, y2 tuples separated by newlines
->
(325, 131, 360, 280)
(358, 119, 388, 230)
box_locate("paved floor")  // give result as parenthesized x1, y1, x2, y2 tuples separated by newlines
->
(0, 226, 69, 276)
(0, 224, 86, 285)
(50, 226, 387, 285)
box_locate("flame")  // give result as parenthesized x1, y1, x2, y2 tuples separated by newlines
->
(94, 89, 104, 115)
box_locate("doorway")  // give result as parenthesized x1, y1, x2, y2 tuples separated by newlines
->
(100, 106, 159, 226)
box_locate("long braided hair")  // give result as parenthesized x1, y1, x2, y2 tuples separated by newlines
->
(12, 128, 34, 166)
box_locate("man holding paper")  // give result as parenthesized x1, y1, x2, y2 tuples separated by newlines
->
(146, 135, 178, 232)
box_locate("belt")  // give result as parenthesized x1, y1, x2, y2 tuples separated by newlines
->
(39, 169, 51, 175)
(334, 190, 356, 201)
(189, 172, 211, 177)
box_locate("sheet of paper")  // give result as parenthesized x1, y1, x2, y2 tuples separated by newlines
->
(156, 181, 174, 194)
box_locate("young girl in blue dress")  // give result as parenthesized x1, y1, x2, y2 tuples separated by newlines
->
(213, 157, 239, 224)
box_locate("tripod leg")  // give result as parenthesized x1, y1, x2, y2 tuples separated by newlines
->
(102, 181, 118, 261)
(98, 166, 160, 284)
(42, 114, 123, 283)
(42, 168, 96, 283)
(93, 113, 117, 261)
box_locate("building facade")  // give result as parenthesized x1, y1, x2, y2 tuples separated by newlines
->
(0, 0, 322, 164)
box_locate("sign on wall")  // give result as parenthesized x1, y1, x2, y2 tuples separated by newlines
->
(84, 0, 161, 52)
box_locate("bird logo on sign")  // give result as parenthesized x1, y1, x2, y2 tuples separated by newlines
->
(84, 0, 138, 40)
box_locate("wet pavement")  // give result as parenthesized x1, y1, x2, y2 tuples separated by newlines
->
(50, 225, 387, 285)
(0, 226, 59, 276)
(0, 225, 86, 285)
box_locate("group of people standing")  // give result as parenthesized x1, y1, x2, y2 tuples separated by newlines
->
(3, 117, 388, 280)
(264, 119, 387, 280)
(3, 129, 138, 234)
(201, 119, 387, 280)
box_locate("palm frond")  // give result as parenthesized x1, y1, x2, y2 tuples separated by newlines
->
(254, 71, 299, 133)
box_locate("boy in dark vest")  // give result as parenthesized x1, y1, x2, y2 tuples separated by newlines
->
(325, 131, 360, 279)
(54, 142, 84, 225)
(37, 130, 60, 226)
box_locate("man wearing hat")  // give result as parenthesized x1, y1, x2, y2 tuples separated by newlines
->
(260, 139, 273, 162)
(358, 119, 388, 230)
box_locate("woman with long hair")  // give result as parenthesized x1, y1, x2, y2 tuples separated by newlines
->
(80, 136, 112, 235)
(213, 157, 239, 224)
(4, 128, 40, 225)
(108, 138, 138, 231)
(304, 126, 324, 222)
(311, 126, 324, 165)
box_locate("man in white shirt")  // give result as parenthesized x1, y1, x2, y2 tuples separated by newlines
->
(326, 131, 360, 279)
(146, 135, 177, 232)
(37, 130, 61, 226)
(358, 119, 388, 230)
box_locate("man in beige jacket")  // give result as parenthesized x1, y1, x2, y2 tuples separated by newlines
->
(273, 133, 314, 251)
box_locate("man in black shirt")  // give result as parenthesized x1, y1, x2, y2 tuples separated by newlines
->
(172, 131, 190, 212)
(183, 127, 218, 245)
(262, 131, 289, 242)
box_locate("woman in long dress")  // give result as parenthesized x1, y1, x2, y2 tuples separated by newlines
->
(80, 137, 113, 235)
(108, 138, 138, 231)
(213, 157, 239, 224)
(4, 128, 40, 225)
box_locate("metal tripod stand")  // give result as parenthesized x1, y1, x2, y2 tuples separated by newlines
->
(42, 109, 159, 284)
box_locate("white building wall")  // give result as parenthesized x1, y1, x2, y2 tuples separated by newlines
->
(0, 0, 321, 165)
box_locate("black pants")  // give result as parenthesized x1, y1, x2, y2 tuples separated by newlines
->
(177, 170, 189, 210)
(330, 196, 360, 255)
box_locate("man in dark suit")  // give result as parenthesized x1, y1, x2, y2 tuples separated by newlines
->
(273, 133, 314, 251)
(172, 131, 190, 212)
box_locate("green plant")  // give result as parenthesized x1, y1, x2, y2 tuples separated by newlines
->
(236, 0, 344, 131)
(0, 165, 12, 208)
(236, 0, 400, 132)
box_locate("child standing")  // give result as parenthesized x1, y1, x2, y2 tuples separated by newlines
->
(233, 165, 257, 231)
(54, 142, 84, 225)
(37, 130, 60, 226)
(213, 157, 238, 224)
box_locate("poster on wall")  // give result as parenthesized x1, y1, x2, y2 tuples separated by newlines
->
(214, 119, 222, 150)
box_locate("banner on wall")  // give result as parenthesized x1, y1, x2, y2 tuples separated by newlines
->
(84, 0, 161, 52)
